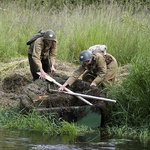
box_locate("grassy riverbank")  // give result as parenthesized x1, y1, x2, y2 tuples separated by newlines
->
(0, 1, 149, 143)
(0, 107, 93, 139)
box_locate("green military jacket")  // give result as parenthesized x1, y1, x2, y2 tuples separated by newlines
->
(66, 53, 118, 86)
(28, 37, 57, 71)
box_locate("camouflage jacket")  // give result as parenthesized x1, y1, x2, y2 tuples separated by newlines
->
(28, 37, 57, 70)
(66, 53, 118, 86)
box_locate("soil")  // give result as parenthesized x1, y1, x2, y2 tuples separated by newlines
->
(0, 59, 77, 107)
(0, 58, 129, 108)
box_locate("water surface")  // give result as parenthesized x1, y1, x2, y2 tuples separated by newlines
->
(0, 128, 149, 150)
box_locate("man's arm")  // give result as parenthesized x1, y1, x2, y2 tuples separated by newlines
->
(58, 65, 85, 91)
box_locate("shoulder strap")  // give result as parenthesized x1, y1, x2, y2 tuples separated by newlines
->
(26, 30, 45, 45)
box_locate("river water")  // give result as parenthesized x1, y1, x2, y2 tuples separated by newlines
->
(0, 128, 149, 150)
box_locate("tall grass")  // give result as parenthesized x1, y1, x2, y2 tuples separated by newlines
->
(0, 107, 90, 137)
(0, 1, 149, 65)
(108, 48, 150, 124)
(107, 47, 150, 140)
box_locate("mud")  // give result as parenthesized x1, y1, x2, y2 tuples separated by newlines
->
(18, 75, 107, 109)
(2, 74, 31, 94)
(0, 59, 77, 107)
(18, 76, 107, 127)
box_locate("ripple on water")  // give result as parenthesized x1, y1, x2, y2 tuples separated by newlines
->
(30, 144, 99, 150)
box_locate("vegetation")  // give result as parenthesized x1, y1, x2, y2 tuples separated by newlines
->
(0, 0, 149, 64)
(0, 107, 93, 139)
(0, 0, 149, 143)
(107, 47, 150, 141)
(106, 125, 149, 146)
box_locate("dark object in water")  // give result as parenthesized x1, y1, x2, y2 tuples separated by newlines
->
(19, 78, 107, 128)
(33, 105, 102, 128)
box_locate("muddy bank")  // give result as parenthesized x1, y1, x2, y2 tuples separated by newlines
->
(0, 59, 129, 127)
(0, 59, 76, 107)
(0, 58, 128, 108)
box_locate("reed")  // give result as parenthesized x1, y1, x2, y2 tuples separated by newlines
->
(106, 125, 150, 144)
(0, 1, 149, 65)
(108, 48, 150, 124)
(106, 48, 150, 142)
(0, 107, 91, 137)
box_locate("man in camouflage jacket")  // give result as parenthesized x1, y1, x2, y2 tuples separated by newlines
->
(28, 30, 57, 81)
(58, 48, 118, 91)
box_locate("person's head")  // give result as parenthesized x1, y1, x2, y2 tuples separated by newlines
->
(43, 29, 56, 45)
(79, 50, 92, 65)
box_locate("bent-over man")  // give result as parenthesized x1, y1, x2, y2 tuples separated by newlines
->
(28, 29, 57, 81)
(58, 48, 118, 91)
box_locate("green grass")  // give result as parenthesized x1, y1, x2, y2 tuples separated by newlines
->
(106, 48, 150, 143)
(107, 48, 150, 126)
(0, 1, 149, 64)
(0, 107, 91, 137)
(106, 125, 150, 145)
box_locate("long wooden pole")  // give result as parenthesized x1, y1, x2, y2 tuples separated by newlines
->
(37, 72, 93, 106)
(49, 89, 116, 103)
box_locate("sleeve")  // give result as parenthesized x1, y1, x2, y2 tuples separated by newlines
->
(32, 39, 44, 71)
(93, 54, 107, 85)
(66, 65, 86, 86)
(49, 41, 57, 66)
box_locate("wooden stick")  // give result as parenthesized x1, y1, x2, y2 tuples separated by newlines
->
(33, 95, 49, 102)
(37, 72, 93, 106)
(49, 89, 116, 103)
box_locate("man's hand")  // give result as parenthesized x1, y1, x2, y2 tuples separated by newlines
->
(90, 82, 96, 87)
(50, 65, 56, 74)
(39, 69, 47, 80)
(58, 82, 68, 91)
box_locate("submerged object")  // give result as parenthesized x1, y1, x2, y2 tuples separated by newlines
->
(33, 105, 102, 128)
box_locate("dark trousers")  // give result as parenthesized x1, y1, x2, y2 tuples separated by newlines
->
(28, 54, 50, 81)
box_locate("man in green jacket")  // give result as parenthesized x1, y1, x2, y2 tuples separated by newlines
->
(28, 29, 57, 81)
(58, 49, 118, 91)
